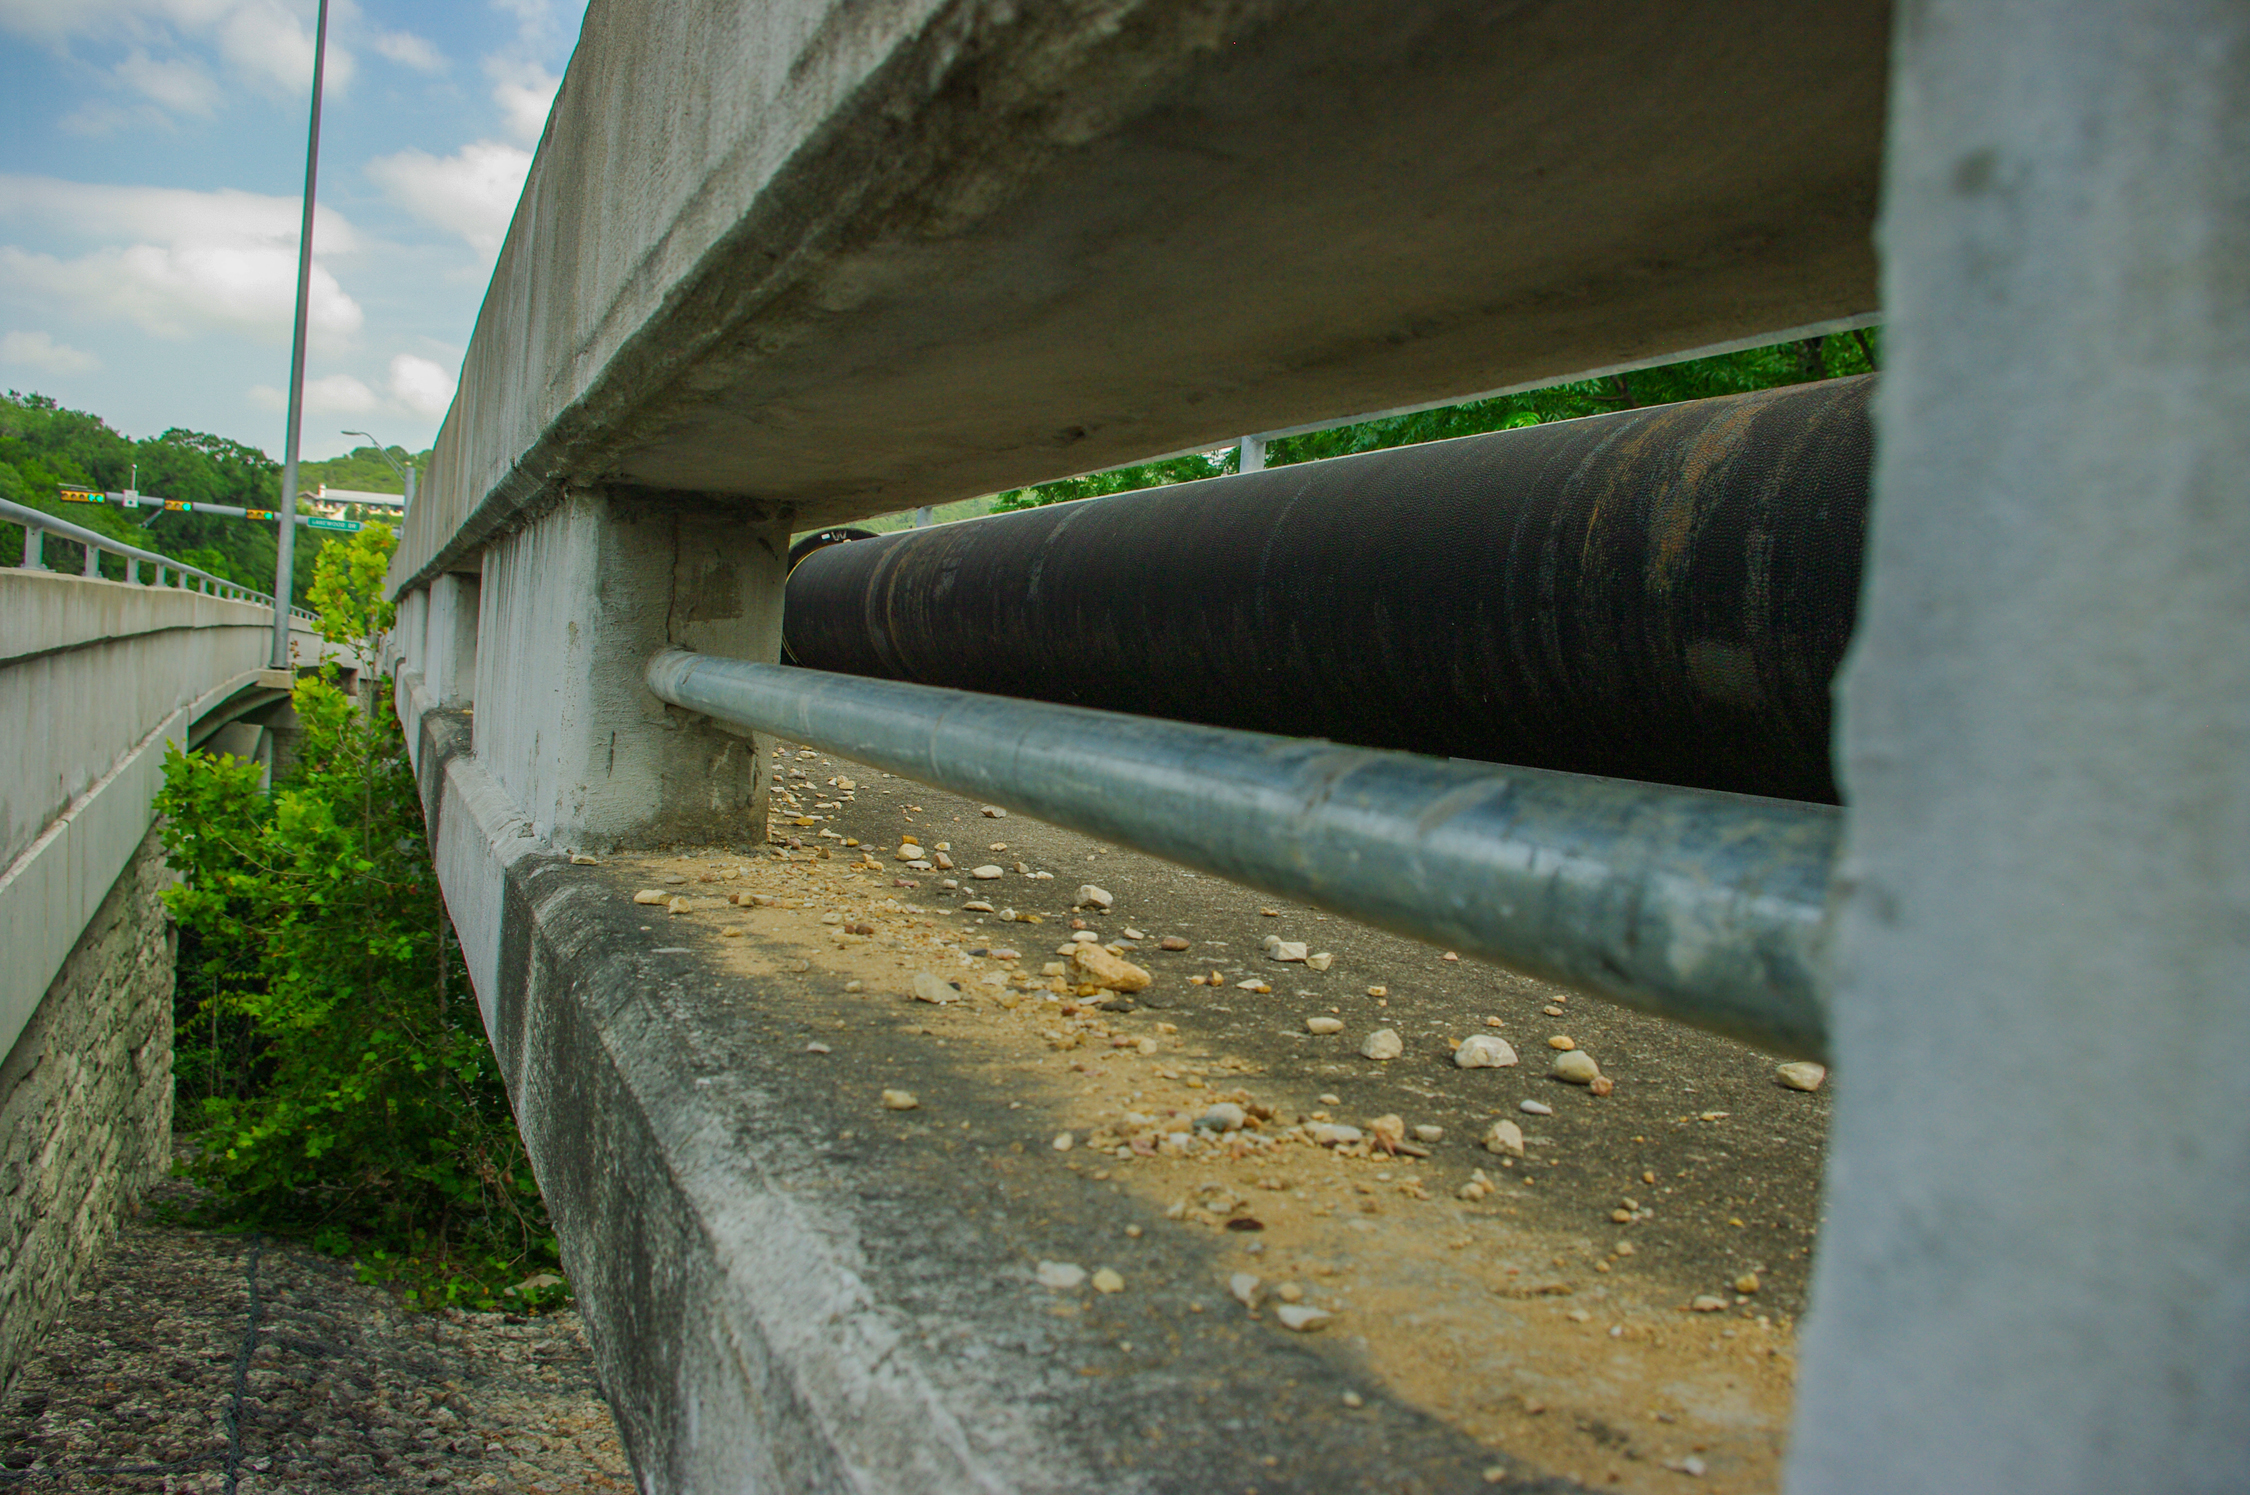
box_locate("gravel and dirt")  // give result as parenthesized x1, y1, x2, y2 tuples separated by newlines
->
(589, 741, 1839, 1492)
(0, 1175, 629, 1492)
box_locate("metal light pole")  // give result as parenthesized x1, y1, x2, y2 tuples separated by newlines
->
(341, 429, 417, 513)
(271, 0, 331, 668)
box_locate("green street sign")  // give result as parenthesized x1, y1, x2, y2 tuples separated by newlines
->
(306, 516, 363, 532)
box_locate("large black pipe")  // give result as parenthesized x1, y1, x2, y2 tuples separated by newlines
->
(785, 376, 1872, 803)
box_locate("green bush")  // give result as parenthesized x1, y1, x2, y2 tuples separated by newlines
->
(157, 527, 563, 1312)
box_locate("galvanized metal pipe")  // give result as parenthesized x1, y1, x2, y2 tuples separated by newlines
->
(647, 651, 1838, 1058)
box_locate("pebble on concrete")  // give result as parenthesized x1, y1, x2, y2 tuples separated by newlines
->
(1229, 1272, 1261, 1308)
(1092, 1269, 1125, 1295)
(1551, 1049, 1601, 1084)
(1263, 938, 1310, 963)
(881, 1089, 919, 1110)
(1776, 1061, 1828, 1092)
(633, 889, 667, 905)
(970, 865, 1005, 880)
(1305, 952, 1335, 972)
(1036, 1261, 1087, 1290)
(911, 972, 960, 1004)
(1305, 1016, 1345, 1035)
(1519, 1099, 1553, 1116)
(1275, 1305, 1332, 1332)
(1359, 1028, 1404, 1061)
(1159, 935, 1191, 951)
(1483, 1120, 1526, 1157)
(1071, 944, 1151, 992)
(1075, 884, 1115, 910)
(1199, 1102, 1247, 1133)
(1453, 1034, 1518, 1069)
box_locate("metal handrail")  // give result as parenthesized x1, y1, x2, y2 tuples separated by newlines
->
(1, 495, 320, 622)
(646, 651, 1840, 1059)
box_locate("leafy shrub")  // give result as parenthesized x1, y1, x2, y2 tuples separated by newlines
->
(158, 524, 563, 1311)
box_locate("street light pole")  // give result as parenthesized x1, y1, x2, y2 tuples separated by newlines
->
(271, 0, 331, 668)
(341, 429, 418, 513)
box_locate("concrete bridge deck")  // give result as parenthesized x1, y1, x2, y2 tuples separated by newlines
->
(403, 679, 1822, 1491)
(373, 0, 2247, 1489)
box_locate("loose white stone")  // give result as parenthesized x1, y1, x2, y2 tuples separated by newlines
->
(1483, 1120, 1526, 1157)
(1551, 1050, 1601, 1085)
(1121, 927, 1146, 941)
(1036, 1261, 1087, 1290)
(1199, 1102, 1247, 1132)
(570, 853, 599, 866)
(1071, 930, 1101, 944)
(1053, 1131, 1075, 1151)
(880, 1089, 918, 1110)
(1307, 1123, 1364, 1146)
(1690, 1295, 1727, 1313)
(1305, 1016, 1345, 1035)
(1265, 940, 1309, 963)
(1359, 1028, 1404, 1061)
(1305, 952, 1335, 972)
(1076, 884, 1114, 910)
(1412, 1124, 1444, 1143)
(1275, 1305, 1331, 1332)
(1454, 1034, 1519, 1069)
(911, 973, 959, 1005)
(982, 806, 1008, 818)
(1776, 1061, 1828, 1092)
(962, 901, 995, 912)
(1229, 1272, 1261, 1307)
(970, 865, 1005, 880)
(1519, 1099, 1554, 1116)
(1092, 1268, 1124, 1295)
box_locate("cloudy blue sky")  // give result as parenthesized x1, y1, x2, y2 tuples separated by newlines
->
(0, 0, 589, 460)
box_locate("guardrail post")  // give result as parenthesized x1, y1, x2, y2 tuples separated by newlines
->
(19, 525, 38, 570)
(1787, 4, 2250, 1490)
(472, 487, 790, 851)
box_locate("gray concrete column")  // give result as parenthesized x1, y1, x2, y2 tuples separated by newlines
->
(424, 571, 480, 710)
(1788, 4, 2249, 1491)
(471, 487, 791, 851)
(394, 584, 429, 681)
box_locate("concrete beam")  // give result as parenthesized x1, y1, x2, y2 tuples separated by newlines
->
(390, 0, 1886, 592)
(1789, 2, 2250, 1489)
(464, 489, 791, 851)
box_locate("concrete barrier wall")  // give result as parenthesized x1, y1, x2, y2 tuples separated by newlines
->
(0, 571, 330, 1109)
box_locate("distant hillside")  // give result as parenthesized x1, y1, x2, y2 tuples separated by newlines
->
(300, 445, 432, 496)
(0, 390, 412, 605)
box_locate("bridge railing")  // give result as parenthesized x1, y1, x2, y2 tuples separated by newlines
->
(2, 495, 320, 624)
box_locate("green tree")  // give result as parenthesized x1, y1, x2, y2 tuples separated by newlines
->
(0, 390, 335, 601)
(989, 329, 1880, 510)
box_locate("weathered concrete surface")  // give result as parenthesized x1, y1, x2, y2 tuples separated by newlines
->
(0, 825, 172, 1395)
(394, 651, 1825, 1490)
(391, 0, 1886, 590)
(1789, 3, 2250, 1491)
(468, 489, 791, 852)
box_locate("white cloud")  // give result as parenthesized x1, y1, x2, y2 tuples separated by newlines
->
(486, 57, 559, 145)
(1, 331, 102, 375)
(248, 373, 379, 414)
(367, 140, 530, 257)
(114, 47, 222, 114)
(0, 175, 363, 345)
(387, 353, 455, 418)
(0, 0, 354, 108)
(371, 28, 443, 72)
